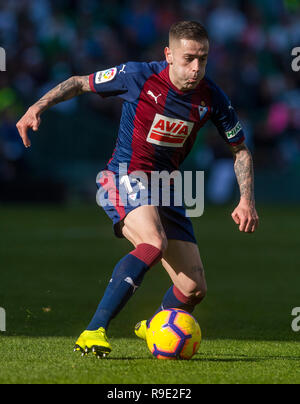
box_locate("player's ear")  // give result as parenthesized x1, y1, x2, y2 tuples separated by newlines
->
(164, 47, 173, 64)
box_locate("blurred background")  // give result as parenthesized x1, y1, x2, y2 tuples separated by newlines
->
(0, 0, 299, 205)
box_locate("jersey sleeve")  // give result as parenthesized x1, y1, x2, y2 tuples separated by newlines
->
(89, 62, 146, 102)
(210, 83, 245, 146)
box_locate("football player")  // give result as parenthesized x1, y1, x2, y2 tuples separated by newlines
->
(16, 21, 259, 358)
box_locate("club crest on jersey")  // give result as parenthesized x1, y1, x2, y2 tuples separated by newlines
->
(95, 67, 117, 84)
(147, 114, 194, 148)
(198, 106, 209, 120)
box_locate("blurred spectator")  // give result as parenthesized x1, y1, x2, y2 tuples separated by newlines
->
(0, 108, 26, 182)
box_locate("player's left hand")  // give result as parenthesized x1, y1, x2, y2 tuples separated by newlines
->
(231, 199, 259, 233)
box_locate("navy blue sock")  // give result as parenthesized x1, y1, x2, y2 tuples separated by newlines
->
(87, 244, 162, 331)
(147, 285, 195, 327)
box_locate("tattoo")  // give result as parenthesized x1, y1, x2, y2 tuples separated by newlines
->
(232, 143, 255, 202)
(33, 76, 90, 113)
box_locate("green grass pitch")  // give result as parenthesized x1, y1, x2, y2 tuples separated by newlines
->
(0, 203, 299, 384)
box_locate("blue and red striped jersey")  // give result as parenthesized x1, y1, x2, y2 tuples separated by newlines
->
(89, 61, 245, 173)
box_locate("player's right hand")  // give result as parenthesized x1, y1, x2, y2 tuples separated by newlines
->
(16, 106, 41, 148)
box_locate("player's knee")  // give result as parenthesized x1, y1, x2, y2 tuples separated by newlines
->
(149, 235, 168, 253)
(159, 237, 168, 253)
(191, 286, 207, 304)
(183, 279, 207, 305)
(122, 224, 168, 253)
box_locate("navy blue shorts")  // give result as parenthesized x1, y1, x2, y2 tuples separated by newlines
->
(96, 170, 197, 244)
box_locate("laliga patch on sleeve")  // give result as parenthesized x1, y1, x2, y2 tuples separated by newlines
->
(225, 121, 242, 139)
(95, 67, 117, 84)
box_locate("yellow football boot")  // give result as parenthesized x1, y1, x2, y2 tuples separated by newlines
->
(134, 320, 147, 340)
(74, 327, 112, 358)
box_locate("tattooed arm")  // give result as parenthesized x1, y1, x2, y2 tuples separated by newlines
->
(16, 75, 91, 148)
(230, 142, 259, 233)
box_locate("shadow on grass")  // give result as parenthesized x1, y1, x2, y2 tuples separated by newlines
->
(99, 356, 300, 363)
(196, 352, 300, 362)
(3, 328, 300, 344)
(101, 353, 300, 362)
(107, 357, 261, 362)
